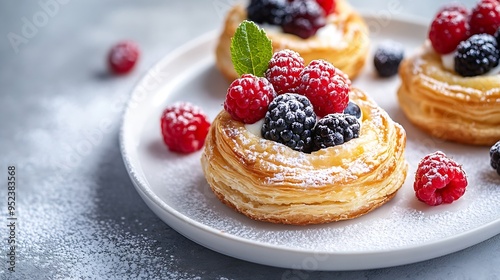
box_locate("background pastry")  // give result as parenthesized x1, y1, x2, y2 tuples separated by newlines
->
(215, 0, 369, 81)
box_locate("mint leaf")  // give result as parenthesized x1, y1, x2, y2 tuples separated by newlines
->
(230, 20, 273, 77)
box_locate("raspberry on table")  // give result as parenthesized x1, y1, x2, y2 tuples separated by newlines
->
(108, 40, 140, 74)
(224, 74, 277, 124)
(261, 93, 317, 153)
(490, 141, 500, 176)
(247, 0, 288, 26)
(373, 41, 405, 78)
(282, 0, 326, 39)
(414, 151, 468, 206)
(428, 10, 470, 54)
(454, 34, 500, 77)
(298, 60, 350, 117)
(265, 49, 305, 95)
(343, 101, 361, 119)
(470, 0, 500, 35)
(315, 0, 336, 15)
(160, 102, 211, 154)
(312, 113, 360, 151)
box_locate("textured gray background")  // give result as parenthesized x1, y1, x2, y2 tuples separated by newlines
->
(1, 0, 499, 279)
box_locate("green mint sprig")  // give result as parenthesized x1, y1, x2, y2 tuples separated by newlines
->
(230, 20, 273, 77)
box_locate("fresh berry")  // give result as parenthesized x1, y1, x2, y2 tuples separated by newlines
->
(247, 0, 288, 26)
(282, 0, 326, 39)
(224, 74, 277, 124)
(265, 49, 305, 95)
(315, 0, 336, 15)
(312, 113, 360, 151)
(470, 0, 500, 35)
(414, 151, 468, 206)
(373, 41, 405, 77)
(436, 3, 469, 17)
(343, 101, 361, 119)
(495, 26, 500, 46)
(454, 34, 500, 77)
(428, 10, 470, 54)
(261, 93, 317, 152)
(298, 60, 350, 117)
(490, 140, 500, 175)
(108, 41, 140, 74)
(160, 102, 211, 154)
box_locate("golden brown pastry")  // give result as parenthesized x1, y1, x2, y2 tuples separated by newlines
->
(215, 0, 369, 82)
(397, 45, 500, 146)
(201, 88, 408, 225)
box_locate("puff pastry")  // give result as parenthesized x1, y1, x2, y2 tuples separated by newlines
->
(215, 0, 369, 81)
(201, 88, 408, 225)
(398, 45, 500, 146)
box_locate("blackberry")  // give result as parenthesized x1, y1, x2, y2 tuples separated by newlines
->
(454, 34, 500, 77)
(282, 0, 326, 39)
(343, 102, 361, 119)
(313, 113, 360, 151)
(261, 93, 317, 152)
(490, 141, 500, 176)
(247, 0, 288, 26)
(373, 41, 404, 77)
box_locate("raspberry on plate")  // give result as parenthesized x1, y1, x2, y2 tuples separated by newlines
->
(108, 40, 140, 74)
(312, 113, 360, 151)
(470, 0, 500, 35)
(261, 93, 317, 152)
(298, 60, 350, 117)
(490, 140, 500, 175)
(265, 49, 305, 95)
(454, 34, 500, 77)
(428, 10, 470, 54)
(282, 0, 326, 39)
(160, 102, 211, 154)
(224, 74, 277, 124)
(414, 151, 468, 206)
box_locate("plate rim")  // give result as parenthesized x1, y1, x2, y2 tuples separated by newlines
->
(119, 14, 500, 270)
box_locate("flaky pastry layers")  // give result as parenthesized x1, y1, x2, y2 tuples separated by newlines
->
(215, 0, 369, 81)
(398, 46, 500, 146)
(201, 89, 407, 225)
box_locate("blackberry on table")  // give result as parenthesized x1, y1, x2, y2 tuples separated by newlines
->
(247, 0, 288, 26)
(261, 93, 317, 153)
(490, 141, 500, 176)
(312, 113, 360, 151)
(373, 41, 404, 77)
(454, 34, 500, 77)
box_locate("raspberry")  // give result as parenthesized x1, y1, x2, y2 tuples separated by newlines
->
(454, 34, 500, 77)
(108, 41, 140, 74)
(224, 74, 277, 124)
(414, 151, 468, 206)
(265, 49, 305, 95)
(312, 113, 360, 151)
(298, 60, 350, 117)
(373, 41, 405, 77)
(490, 141, 500, 175)
(428, 10, 470, 54)
(282, 0, 326, 39)
(436, 3, 469, 17)
(160, 102, 211, 154)
(343, 101, 361, 119)
(247, 0, 288, 26)
(261, 93, 317, 152)
(315, 0, 336, 15)
(470, 0, 500, 35)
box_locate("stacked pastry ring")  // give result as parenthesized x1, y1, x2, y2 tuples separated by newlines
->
(397, 46, 500, 146)
(201, 88, 408, 225)
(215, 0, 369, 81)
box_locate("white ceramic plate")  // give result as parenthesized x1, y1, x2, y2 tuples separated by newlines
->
(120, 15, 500, 271)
